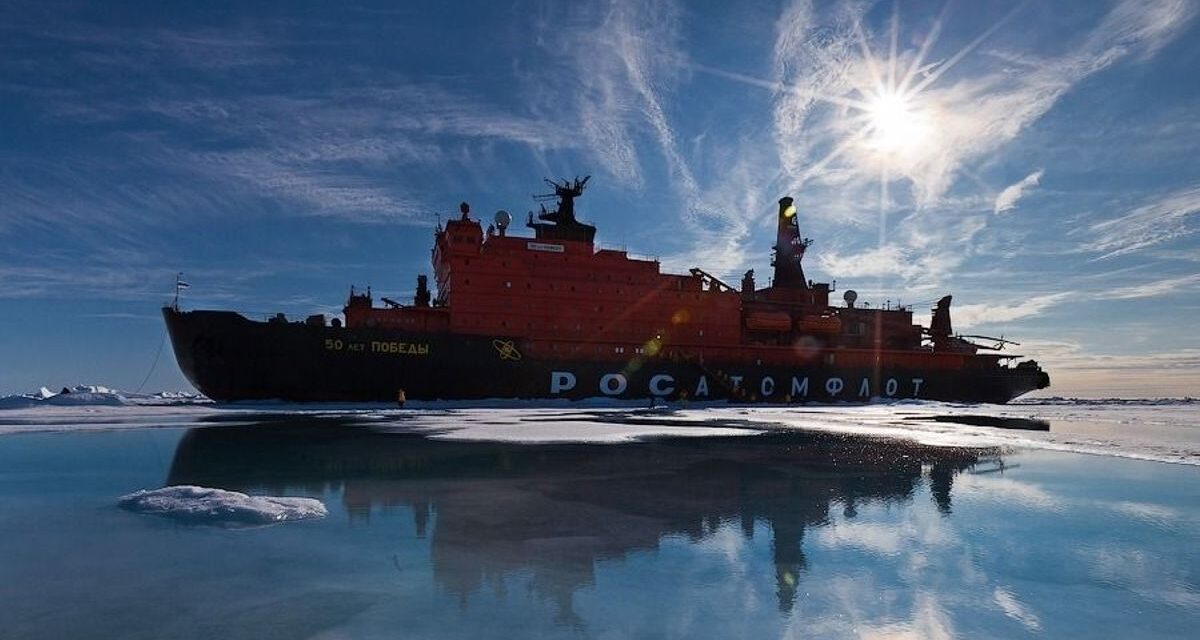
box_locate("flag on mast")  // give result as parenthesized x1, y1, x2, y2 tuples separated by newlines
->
(172, 272, 191, 310)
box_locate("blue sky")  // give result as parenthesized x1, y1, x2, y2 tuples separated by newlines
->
(1, 0, 1198, 397)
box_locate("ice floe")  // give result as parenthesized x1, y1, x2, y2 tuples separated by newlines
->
(393, 408, 765, 443)
(3, 387, 1200, 465)
(118, 485, 326, 527)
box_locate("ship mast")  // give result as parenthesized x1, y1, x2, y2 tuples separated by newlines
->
(526, 176, 596, 244)
(772, 197, 812, 289)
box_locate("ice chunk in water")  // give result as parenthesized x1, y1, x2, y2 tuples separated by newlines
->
(118, 485, 327, 527)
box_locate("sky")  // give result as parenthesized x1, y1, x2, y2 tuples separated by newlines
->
(1, 0, 1198, 398)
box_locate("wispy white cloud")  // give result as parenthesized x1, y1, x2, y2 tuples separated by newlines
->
(1081, 185, 1200, 259)
(543, 0, 690, 191)
(609, 1, 698, 198)
(1022, 340, 1200, 372)
(993, 169, 1043, 215)
(187, 149, 429, 223)
(952, 293, 1070, 329)
(0, 264, 166, 299)
(1, 80, 584, 233)
(1098, 272, 1200, 299)
(771, 0, 861, 183)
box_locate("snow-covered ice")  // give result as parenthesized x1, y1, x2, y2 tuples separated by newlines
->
(3, 385, 1198, 465)
(118, 485, 327, 527)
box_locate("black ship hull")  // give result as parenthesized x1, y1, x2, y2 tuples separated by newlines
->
(164, 308, 1050, 404)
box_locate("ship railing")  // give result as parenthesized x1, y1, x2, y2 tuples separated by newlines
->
(598, 244, 658, 263)
(227, 309, 345, 325)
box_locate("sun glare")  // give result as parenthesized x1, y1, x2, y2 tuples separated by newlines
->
(865, 91, 929, 154)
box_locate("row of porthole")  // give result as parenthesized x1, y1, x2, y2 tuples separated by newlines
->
(464, 279, 721, 305)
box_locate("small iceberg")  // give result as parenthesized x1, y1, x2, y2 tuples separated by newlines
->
(118, 485, 327, 527)
(45, 385, 129, 407)
(0, 385, 129, 409)
(0, 384, 210, 409)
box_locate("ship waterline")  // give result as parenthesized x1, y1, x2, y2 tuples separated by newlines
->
(163, 309, 1047, 403)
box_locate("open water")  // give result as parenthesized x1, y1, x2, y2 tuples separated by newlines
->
(1, 401, 1199, 638)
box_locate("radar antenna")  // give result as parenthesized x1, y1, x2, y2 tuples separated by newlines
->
(494, 210, 512, 237)
(526, 175, 596, 243)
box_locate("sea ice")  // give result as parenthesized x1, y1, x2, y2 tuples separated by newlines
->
(118, 485, 327, 527)
(4, 387, 1200, 465)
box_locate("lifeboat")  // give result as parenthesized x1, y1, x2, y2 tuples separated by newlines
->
(745, 311, 792, 332)
(799, 314, 842, 334)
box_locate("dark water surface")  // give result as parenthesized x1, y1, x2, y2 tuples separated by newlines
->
(1, 417, 1198, 638)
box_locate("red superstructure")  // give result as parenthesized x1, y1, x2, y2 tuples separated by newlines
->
(343, 176, 996, 374)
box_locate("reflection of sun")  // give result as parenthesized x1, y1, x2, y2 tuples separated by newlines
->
(864, 90, 929, 155)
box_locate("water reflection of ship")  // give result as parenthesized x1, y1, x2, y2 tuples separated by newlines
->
(166, 418, 997, 615)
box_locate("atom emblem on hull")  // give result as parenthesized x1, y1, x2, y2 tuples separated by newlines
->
(493, 339, 522, 361)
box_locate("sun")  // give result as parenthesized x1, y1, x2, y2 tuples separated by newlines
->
(864, 90, 929, 155)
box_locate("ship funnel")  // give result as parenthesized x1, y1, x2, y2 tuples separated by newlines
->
(930, 295, 953, 338)
(772, 197, 810, 289)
